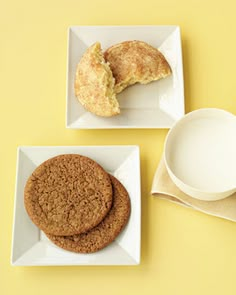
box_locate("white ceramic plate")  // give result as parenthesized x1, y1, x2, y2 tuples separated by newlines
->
(11, 146, 141, 266)
(66, 26, 185, 129)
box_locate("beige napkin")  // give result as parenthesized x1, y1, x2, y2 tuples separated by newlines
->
(151, 157, 236, 222)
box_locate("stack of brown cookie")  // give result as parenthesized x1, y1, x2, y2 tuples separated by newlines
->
(24, 154, 130, 253)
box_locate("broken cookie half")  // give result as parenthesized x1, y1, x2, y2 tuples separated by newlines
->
(104, 40, 172, 94)
(74, 42, 120, 117)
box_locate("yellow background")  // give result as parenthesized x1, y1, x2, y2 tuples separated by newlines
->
(1, 0, 236, 294)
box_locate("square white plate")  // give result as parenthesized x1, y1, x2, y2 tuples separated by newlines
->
(66, 25, 185, 129)
(11, 146, 141, 266)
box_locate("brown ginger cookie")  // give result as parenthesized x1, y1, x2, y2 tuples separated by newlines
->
(24, 154, 113, 236)
(46, 175, 131, 253)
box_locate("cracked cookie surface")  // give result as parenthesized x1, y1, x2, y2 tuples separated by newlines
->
(104, 40, 172, 93)
(47, 175, 131, 253)
(24, 154, 113, 236)
(74, 42, 120, 117)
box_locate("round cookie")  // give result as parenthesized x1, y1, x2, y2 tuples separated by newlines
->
(24, 154, 113, 236)
(46, 175, 131, 253)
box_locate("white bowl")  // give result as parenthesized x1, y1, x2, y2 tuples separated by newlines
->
(11, 146, 141, 266)
(66, 25, 185, 129)
(164, 108, 236, 201)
